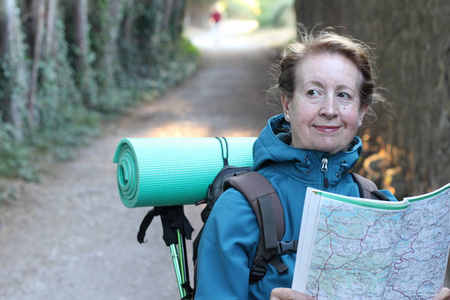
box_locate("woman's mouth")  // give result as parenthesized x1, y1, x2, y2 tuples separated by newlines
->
(314, 125, 341, 133)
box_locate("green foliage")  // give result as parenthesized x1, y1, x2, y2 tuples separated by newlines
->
(225, 0, 259, 19)
(0, 54, 28, 139)
(61, 1, 99, 109)
(257, 0, 295, 27)
(33, 16, 101, 162)
(0, 0, 200, 183)
(116, 0, 200, 104)
(115, 34, 199, 111)
(117, 1, 163, 81)
(37, 18, 81, 125)
(0, 122, 37, 182)
(88, 0, 124, 113)
(221, 0, 294, 27)
(0, 2, 29, 140)
(150, 36, 199, 89)
(33, 106, 101, 161)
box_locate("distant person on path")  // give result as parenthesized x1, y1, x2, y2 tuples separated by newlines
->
(210, 8, 221, 25)
(194, 29, 450, 300)
(209, 7, 221, 45)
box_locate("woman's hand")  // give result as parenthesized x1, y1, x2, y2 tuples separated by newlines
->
(270, 288, 315, 300)
(434, 287, 450, 300)
(271, 287, 450, 300)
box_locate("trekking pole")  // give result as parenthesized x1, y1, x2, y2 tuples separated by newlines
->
(137, 206, 194, 300)
(168, 228, 194, 299)
(177, 230, 187, 285)
(170, 240, 186, 298)
(178, 229, 193, 298)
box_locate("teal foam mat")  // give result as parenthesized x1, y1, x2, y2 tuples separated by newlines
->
(113, 137, 256, 208)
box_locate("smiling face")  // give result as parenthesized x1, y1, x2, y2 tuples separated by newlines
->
(282, 53, 369, 155)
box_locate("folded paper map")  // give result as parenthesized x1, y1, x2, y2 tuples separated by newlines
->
(292, 183, 450, 299)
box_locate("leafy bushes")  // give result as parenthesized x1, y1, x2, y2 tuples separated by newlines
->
(0, 0, 199, 186)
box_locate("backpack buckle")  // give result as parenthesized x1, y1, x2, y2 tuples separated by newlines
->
(249, 262, 267, 284)
(274, 240, 297, 255)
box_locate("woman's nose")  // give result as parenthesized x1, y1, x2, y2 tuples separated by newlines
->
(319, 95, 338, 119)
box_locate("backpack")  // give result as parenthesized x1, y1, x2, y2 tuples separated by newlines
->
(136, 137, 389, 298)
(191, 138, 390, 293)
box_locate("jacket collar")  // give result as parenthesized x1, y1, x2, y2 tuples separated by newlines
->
(253, 114, 362, 186)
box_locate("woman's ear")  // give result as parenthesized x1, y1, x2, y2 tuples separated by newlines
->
(358, 103, 370, 127)
(282, 94, 290, 121)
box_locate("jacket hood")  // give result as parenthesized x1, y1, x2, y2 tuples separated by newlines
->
(252, 114, 362, 185)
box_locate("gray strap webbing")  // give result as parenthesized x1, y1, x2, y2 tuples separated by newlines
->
(351, 173, 378, 199)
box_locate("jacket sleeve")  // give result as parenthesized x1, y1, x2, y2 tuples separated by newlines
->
(194, 188, 260, 300)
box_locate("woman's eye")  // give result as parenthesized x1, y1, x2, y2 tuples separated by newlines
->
(307, 89, 320, 97)
(337, 92, 351, 99)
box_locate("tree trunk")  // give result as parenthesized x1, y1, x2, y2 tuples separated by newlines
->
(74, 0, 88, 73)
(92, 0, 123, 103)
(121, 0, 134, 45)
(101, 0, 122, 75)
(43, 0, 56, 57)
(27, 0, 46, 130)
(172, 0, 186, 41)
(162, 0, 174, 33)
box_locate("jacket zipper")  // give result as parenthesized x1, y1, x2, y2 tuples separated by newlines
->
(321, 157, 329, 189)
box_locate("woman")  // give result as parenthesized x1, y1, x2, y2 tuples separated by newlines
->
(195, 30, 448, 300)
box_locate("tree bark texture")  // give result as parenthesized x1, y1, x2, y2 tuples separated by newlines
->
(121, 0, 134, 44)
(74, 0, 88, 73)
(72, 0, 98, 107)
(43, 0, 56, 56)
(163, 0, 174, 33)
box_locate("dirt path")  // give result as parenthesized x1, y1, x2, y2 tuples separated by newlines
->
(0, 23, 294, 300)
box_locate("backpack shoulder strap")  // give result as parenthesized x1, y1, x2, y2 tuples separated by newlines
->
(224, 171, 284, 246)
(224, 171, 292, 283)
(350, 172, 377, 199)
(351, 172, 390, 201)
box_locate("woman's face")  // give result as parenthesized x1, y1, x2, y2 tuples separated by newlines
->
(282, 53, 369, 155)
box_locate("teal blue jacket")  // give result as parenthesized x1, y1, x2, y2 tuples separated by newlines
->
(195, 114, 395, 299)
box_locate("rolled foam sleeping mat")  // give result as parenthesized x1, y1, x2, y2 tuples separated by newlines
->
(113, 137, 256, 208)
